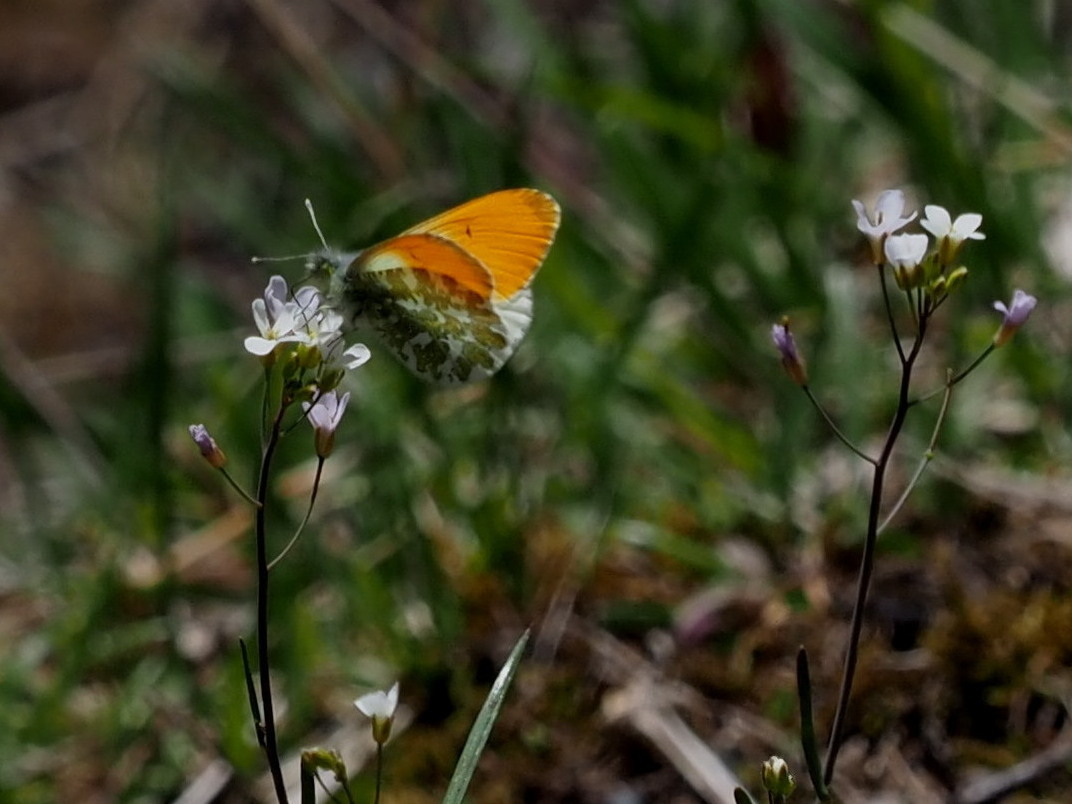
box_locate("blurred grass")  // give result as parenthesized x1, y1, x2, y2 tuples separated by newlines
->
(1, 0, 1071, 800)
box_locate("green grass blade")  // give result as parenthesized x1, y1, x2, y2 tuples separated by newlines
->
(441, 630, 530, 804)
(797, 647, 830, 801)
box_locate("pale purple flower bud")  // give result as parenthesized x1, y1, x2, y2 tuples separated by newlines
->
(771, 322, 807, 385)
(189, 423, 227, 468)
(302, 390, 350, 457)
(992, 289, 1037, 346)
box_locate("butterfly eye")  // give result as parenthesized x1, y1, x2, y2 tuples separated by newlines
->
(306, 255, 333, 278)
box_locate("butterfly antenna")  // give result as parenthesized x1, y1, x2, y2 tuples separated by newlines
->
(250, 199, 332, 266)
(305, 198, 331, 252)
(251, 253, 306, 264)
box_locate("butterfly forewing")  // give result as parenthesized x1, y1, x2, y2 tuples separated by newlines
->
(405, 188, 560, 299)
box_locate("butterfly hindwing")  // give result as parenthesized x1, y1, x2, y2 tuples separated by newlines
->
(334, 236, 532, 385)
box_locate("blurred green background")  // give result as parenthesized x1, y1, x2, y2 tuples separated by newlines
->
(2, 0, 1070, 801)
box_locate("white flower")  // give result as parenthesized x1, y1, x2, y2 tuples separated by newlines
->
(883, 232, 928, 268)
(303, 390, 350, 457)
(920, 205, 985, 243)
(340, 343, 372, 370)
(290, 285, 322, 318)
(264, 275, 292, 310)
(297, 308, 345, 350)
(853, 190, 916, 263)
(354, 682, 399, 745)
(244, 276, 302, 357)
(920, 205, 984, 265)
(883, 233, 930, 290)
(320, 339, 371, 374)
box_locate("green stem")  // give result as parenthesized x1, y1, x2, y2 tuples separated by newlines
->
(879, 374, 953, 534)
(218, 466, 262, 507)
(268, 457, 324, 571)
(877, 264, 906, 364)
(823, 315, 927, 785)
(948, 343, 995, 388)
(803, 386, 875, 465)
(374, 742, 383, 804)
(913, 343, 994, 406)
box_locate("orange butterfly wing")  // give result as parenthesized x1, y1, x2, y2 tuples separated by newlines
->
(402, 188, 560, 300)
(356, 233, 495, 301)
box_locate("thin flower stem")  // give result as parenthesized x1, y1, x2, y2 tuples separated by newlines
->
(878, 265, 907, 364)
(283, 389, 321, 438)
(218, 467, 262, 507)
(823, 318, 928, 785)
(374, 742, 383, 804)
(341, 777, 356, 804)
(256, 403, 290, 804)
(240, 639, 264, 747)
(878, 373, 953, 534)
(948, 343, 995, 388)
(913, 343, 995, 406)
(261, 366, 273, 447)
(311, 768, 349, 804)
(803, 387, 876, 465)
(268, 457, 324, 571)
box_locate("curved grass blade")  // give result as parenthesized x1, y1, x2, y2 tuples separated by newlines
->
(797, 647, 831, 801)
(441, 629, 530, 804)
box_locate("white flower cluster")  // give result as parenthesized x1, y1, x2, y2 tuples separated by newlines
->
(852, 189, 1036, 345)
(243, 276, 371, 455)
(244, 275, 370, 371)
(853, 189, 985, 277)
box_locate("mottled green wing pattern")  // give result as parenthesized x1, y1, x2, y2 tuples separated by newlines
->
(334, 255, 533, 385)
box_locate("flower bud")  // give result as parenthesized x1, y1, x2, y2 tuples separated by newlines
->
(355, 682, 400, 745)
(761, 755, 796, 797)
(189, 424, 227, 469)
(771, 320, 807, 386)
(993, 289, 1038, 347)
(303, 390, 350, 458)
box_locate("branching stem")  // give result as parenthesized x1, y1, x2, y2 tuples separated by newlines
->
(823, 316, 928, 784)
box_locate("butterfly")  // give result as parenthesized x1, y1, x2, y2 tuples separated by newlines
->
(308, 188, 560, 385)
